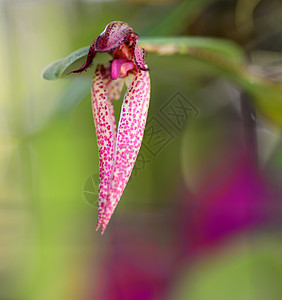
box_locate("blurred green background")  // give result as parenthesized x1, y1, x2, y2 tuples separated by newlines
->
(1, 0, 282, 299)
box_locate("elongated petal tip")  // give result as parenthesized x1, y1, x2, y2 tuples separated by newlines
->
(96, 215, 103, 231)
(101, 224, 107, 235)
(96, 216, 108, 235)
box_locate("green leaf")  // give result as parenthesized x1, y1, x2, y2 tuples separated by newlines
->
(41, 47, 111, 80)
(41, 37, 245, 80)
(42, 46, 89, 80)
(140, 37, 245, 63)
(41, 37, 282, 127)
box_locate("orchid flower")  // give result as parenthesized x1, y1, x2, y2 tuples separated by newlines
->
(70, 21, 150, 234)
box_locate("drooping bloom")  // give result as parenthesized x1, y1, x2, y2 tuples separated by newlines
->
(70, 21, 150, 234)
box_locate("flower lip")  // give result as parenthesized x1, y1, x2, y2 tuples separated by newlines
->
(110, 58, 136, 80)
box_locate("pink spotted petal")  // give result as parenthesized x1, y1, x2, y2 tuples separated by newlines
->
(134, 44, 149, 71)
(91, 65, 117, 231)
(100, 68, 150, 234)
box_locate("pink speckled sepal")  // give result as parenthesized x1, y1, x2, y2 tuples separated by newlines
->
(92, 64, 150, 234)
(100, 69, 150, 234)
(91, 65, 118, 231)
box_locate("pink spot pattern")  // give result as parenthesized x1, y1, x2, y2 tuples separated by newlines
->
(134, 44, 148, 71)
(70, 21, 150, 234)
(92, 65, 150, 234)
(91, 65, 117, 230)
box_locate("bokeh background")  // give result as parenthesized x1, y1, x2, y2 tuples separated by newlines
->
(1, 0, 282, 299)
